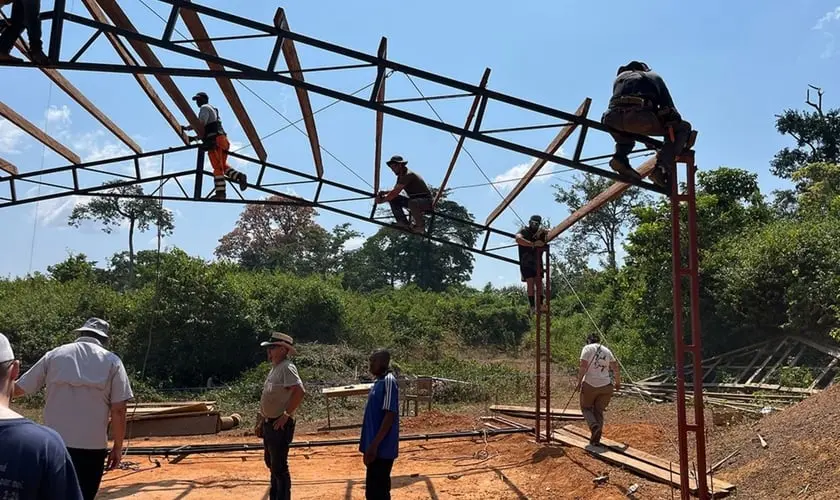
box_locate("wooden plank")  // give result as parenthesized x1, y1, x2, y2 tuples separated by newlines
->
(179, 6, 267, 161)
(80, 0, 188, 144)
(546, 155, 655, 241)
(320, 383, 373, 397)
(809, 357, 839, 390)
(484, 97, 591, 226)
(0, 101, 80, 164)
(118, 413, 220, 439)
(129, 402, 212, 416)
(0, 12, 141, 154)
(790, 335, 840, 359)
(93, 0, 201, 132)
(561, 425, 736, 492)
(0, 157, 18, 175)
(275, 9, 323, 177)
(745, 340, 788, 385)
(759, 340, 796, 385)
(489, 404, 583, 419)
(735, 349, 766, 384)
(373, 37, 387, 195)
(433, 68, 491, 207)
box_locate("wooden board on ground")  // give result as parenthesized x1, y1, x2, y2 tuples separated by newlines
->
(117, 412, 220, 439)
(489, 404, 584, 420)
(128, 402, 215, 418)
(560, 425, 735, 494)
(321, 383, 373, 397)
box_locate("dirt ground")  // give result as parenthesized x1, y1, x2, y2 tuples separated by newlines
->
(97, 406, 696, 500)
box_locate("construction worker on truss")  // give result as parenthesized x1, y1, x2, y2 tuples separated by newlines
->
(601, 61, 692, 189)
(375, 155, 433, 233)
(515, 215, 547, 315)
(182, 92, 248, 200)
(0, 0, 49, 64)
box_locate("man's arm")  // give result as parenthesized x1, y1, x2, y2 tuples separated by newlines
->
(377, 183, 407, 203)
(577, 359, 589, 388)
(610, 360, 621, 390)
(515, 232, 536, 247)
(15, 354, 48, 397)
(650, 72, 676, 111)
(106, 400, 128, 470)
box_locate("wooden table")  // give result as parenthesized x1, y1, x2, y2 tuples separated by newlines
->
(320, 383, 373, 429)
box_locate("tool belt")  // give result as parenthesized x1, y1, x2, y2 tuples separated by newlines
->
(609, 95, 656, 109)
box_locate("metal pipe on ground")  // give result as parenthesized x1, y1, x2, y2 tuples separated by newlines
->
(123, 427, 533, 456)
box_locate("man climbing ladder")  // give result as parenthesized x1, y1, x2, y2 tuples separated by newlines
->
(182, 92, 247, 200)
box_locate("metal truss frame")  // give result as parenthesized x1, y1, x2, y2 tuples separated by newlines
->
(0, 2, 707, 497)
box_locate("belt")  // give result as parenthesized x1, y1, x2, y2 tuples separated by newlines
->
(609, 95, 655, 108)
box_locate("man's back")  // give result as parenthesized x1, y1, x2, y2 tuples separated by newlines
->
(0, 418, 83, 500)
(17, 337, 133, 449)
(397, 169, 431, 198)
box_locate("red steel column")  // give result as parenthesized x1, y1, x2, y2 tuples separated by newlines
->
(543, 247, 552, 439)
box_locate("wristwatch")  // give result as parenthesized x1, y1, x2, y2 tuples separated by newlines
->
(283, 410, 292, 418)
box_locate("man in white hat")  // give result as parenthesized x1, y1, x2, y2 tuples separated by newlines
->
(0, 333, 84, 499)
(255, 332, 305, 500)
(14, 318, 134, 500)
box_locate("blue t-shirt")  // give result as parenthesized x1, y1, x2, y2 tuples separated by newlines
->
(359, 372, 400, 460)
(0, 418, 84, 500)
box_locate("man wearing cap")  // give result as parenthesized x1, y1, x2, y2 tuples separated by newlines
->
(375, 155, 433, 233)
(255, 332, 305, 500)
(0, 333, 84, 499)
(182, 91, 248, 200)
(14, 318, 134, 500)
(576, 333, 620, 446)
(515, 215, 547, 315)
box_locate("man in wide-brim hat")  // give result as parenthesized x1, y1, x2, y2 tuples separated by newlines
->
(255, 332, 305, 500)
(375, 154, 434, 233)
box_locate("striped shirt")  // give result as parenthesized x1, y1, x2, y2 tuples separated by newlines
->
(359, 372, 400, 459)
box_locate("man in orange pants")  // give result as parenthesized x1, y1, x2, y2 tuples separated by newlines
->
(182, 92, 248, 200)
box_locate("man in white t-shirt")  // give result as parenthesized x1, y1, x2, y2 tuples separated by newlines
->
(576, 333, 621, 446)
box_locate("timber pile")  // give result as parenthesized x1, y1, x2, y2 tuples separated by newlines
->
(553, 425, 735, 497)
(113, 401, 241, 439)
(489, 404, 584, 421)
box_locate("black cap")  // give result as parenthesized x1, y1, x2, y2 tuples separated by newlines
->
(529, 215, 542, 223)
(617, 61, 650, 76)
(191, 92, 209, 101)
(386, 155, 408, 165)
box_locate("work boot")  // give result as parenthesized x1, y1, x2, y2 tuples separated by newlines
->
(226, 168, 248, 191)
(212, 190, 227, 200)
(609, 155, 641, 181)
(212, 176, 226, 200)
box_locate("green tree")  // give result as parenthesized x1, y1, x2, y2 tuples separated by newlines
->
(67, 182, 174, 285)
(343, 193, 480, 292)
(47, 253, 98, 283)
(554, 173, 646, 270)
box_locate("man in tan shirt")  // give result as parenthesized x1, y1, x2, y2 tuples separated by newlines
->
(255, 332, 305, 500)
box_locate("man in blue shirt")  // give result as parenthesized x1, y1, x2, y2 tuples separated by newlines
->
(0, 333, 83, 500)
(359, 350, 399, 500)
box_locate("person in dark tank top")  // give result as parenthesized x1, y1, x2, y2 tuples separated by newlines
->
(375, 155, 433, 233)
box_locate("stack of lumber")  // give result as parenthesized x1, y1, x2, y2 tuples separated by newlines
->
(489, 404, 583, 421)
(552, 425, 736, 497)
(620, 383, 808, 414)
(112, 401, 241, 439)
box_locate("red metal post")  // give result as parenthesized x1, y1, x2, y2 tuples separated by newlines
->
(671, 153, 709, 499)
(543, 247, 551, 439)
(534, 246, 551, 441)
(535, 265, 542, 440)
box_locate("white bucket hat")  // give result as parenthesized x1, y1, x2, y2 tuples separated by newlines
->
(0, 333, 14, 364)
(259, 332, 297, 355)
(73, 317, 110, 338)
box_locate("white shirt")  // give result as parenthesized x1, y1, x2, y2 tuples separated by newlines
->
(198, 104, 218, 125)
(580, 343, 615, 388)
(16, 337, 134, 449)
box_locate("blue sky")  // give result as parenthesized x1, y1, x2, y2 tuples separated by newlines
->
(1, 0, 839, 286)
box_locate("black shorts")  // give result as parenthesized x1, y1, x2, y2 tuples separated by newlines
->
(520, 264, 538, 281)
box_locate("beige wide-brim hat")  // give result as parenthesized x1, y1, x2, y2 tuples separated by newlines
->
(259, 332, 297, 355)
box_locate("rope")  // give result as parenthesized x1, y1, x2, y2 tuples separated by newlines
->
(403, 72, 526, 227)
(27, 81, 55, 273)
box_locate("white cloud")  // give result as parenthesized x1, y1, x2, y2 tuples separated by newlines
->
(343, 236, 366, 251)
(814, 6, 840, 30)
(45, 105, 72, 130)
(34, 195, 89, 228)
(0, 119, 25, 154)
(492, 147, 566, 193)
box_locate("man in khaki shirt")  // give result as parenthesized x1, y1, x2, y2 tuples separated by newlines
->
(256, 332, 305, 500)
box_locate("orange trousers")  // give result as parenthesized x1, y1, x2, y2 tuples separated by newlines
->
(207, 135, 230, 177)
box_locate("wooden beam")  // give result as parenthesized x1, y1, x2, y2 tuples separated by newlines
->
(179, 4, 267, 162)
(0, 157, 18, 175)
(80, 0, 188, 144)
(0, 12, 141, 154)
(759, 340, 796, 385)
(546, 156, 657, 241)
(484, 97, 591, 226)
(745, 339, 788, 385)
(0, 101, 80, 164)
(275, 9, 324, 177)
(809, 357, 839, 390)
(92, 0, 201, 132)
(433, 68, 491, 207)
(790, 335, 840, 359)
(372, 37, 387, 195)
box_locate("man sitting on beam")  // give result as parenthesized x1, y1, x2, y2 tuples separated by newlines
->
(601, 61, 692, 189)
(516, 214, 547, 315)
(182, 91, 248, 200)
(375, 155, 433, 233)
